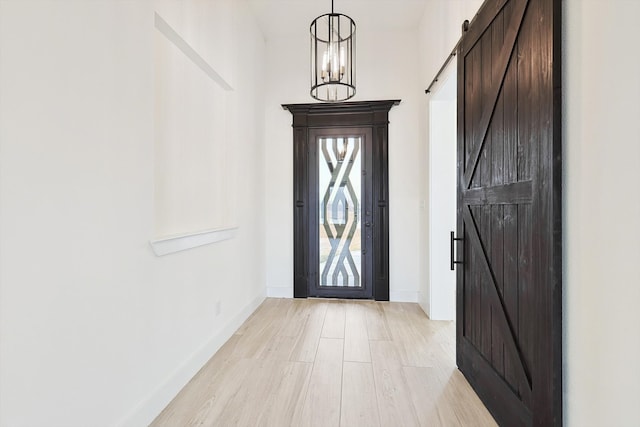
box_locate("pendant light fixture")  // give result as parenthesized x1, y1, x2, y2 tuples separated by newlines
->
(310, 0, 356, 102)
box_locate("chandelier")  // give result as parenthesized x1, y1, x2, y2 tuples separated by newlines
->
(310, 0, 356, 102)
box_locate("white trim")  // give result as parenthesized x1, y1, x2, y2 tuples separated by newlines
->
(114, 293, 265, 427)
(266, 286, 293, 298)
(417, 292, 429, 317)
(389, 290, 419, 303)
(154, 12, 233, 91)
(150, 227, 238, 256)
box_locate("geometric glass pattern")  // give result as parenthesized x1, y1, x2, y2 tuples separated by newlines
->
(319, 136, 362, 287)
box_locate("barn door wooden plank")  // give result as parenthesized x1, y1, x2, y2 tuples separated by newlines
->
(462, 0, 510, 50)
(463, 180, 532, 205)
(456, 0, 562, 424)
(463, 206, 532, 403)
(463, 0, 530, 189)
(460, 338, 533, 426)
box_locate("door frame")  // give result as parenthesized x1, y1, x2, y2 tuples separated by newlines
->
(282, 100, 400, 301)
(309, 127, 373, 299)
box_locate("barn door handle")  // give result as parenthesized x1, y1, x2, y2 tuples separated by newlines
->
(450, 231, 464, 271)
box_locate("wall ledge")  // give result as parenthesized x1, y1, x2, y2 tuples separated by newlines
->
(150, 227, 238, 256)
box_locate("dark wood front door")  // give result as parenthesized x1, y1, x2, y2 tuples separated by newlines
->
(308, 127, 374, 298)
(283, 100, 400, 301)
(455, 0, 562, 426)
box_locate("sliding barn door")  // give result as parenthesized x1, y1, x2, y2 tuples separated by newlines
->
(455, 0, 561, 425)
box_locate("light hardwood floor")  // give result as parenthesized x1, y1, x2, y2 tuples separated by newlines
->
(151, 298, 497, 427)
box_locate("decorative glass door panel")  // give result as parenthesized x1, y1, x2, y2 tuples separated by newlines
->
(319, 136, 362, 288)
(307, 127, 373, 299)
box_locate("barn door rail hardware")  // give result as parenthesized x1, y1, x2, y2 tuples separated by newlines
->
(425, 19, 470, 94)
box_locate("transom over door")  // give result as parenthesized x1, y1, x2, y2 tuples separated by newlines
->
(455, 0, 562, 426)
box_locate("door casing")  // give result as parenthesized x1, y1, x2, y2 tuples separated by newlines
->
(283, 100, 400, 301)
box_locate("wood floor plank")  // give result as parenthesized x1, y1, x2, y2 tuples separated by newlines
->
(441, 368, 498, 426)
(403, 366, 452, 427)
(381, 302, 414, 342)
(382, 303, 451, 368)
(215, 358, 291, 425)
(363, 302, 391, 340)
(232, 300, 292, 359)
(290, 301, 328, 363)
(259, 334, 297, 361)
(341, 361, 380, 427)
(152, 357, 255, 426)
(231, 323, 278, 359)
(296, 338, 344, 427)
(152, 299, 496, 427)
(394, 335, 446, 368)
(235, 297, 283, 335)
(370, 340, 420, 427)
(344, 303, 371, 362)
(321, 300, 346, 338)
(279, 298, 314, 338)
(150, 334, 244, 426)
(403, 366, 497, 427)
(255, 361, 313, 426)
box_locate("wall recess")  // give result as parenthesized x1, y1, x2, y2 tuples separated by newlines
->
(152, 13, 237, 254)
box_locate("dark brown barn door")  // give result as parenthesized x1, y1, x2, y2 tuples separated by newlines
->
(455, 0, 562, 426)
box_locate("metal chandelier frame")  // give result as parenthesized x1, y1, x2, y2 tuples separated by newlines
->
(310, 0, 356, 102)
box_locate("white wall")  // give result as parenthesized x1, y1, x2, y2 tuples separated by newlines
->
(3, 1, 639, 426)
(426, 69, 457, 320)
(418, 0, 483, 84)
(0, 1, 266, 426)
(564, 1, 640, 426)
(153, 11, 236, 238)
(417, 0, 482, 317)
(264, 25, 423, 302)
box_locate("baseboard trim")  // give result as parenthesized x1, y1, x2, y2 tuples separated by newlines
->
(418, 300, 430, 318)
(266, 286, 293, 298)
(114, 292, 265, 427)
(389, 290, 419, 303)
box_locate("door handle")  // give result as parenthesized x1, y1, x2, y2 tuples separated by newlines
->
(450, 231, 464, 271)
(364, 222, 372, 227)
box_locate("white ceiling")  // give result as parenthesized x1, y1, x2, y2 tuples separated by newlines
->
(246, 0, 431, 38)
